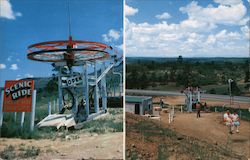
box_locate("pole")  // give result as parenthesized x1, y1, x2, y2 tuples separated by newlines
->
(58, 67, 63, 112)
(83, 62, 89, 117)
(53, 100, 56, 113)
(56, 98, 59, 112)
(30, 90, 36, 132)
(94, 61, 99, 113)
(189, 91, 192, 112)
(228, 79, 233, 106)
(113, 72, 122, 97)
(0, 90, 4, 129)
(20, 112, 25, 128)
(101, 62, 107, 111)
(48, 101, 51, 115)
(14, 112, 17, 122)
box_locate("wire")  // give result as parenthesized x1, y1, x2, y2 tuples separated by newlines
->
(67, 0, 72, 37)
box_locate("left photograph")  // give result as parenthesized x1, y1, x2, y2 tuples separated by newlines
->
(0, 0, 123, 159)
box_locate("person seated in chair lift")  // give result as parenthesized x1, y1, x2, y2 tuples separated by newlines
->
(223, 109, 233, 134)
(231, 110, 240, 133)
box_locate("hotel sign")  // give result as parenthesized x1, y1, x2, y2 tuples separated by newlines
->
(3, 80, 34, 112)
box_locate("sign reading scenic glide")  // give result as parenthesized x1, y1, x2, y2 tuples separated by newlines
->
(3, 80, 34, 112)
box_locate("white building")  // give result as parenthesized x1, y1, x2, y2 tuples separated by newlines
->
(125, 96, 152, 115)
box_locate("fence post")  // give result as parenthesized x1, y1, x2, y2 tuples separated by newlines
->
(30, 90, 36, 132)
(14, 112, 17, 122)
(57, 98, 59, 112)
(0, 90, 4, 129)
(53, 100, 56, 113)
(48, 101, 51, 115)
(20, 112, 25, 128)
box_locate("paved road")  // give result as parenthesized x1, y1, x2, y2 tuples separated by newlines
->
(126, 89, 250, 104)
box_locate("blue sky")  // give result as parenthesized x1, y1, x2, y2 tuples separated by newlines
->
(0, 0, 123, 87)
(125, 0, 250, 57)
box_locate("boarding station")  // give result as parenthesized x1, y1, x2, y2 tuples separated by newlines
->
(0, 36, 122, 131)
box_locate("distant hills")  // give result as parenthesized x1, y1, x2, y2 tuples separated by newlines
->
(126, 57, 249, 64)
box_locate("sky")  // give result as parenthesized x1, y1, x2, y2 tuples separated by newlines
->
(125, 0, 250, 57)
(0, 0, 123, 87)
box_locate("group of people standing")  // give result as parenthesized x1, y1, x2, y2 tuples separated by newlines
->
(223, 109, 240, 134)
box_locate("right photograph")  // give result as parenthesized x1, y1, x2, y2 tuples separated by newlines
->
(125, 0, 250, 159)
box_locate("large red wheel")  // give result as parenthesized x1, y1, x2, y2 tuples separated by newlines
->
(27, 36, 113, 63)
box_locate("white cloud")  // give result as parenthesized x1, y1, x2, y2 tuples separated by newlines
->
(0, 0, 22, 20)
(241, 25, 250, 40)
(214, 0, 242, 6)
(102, 29, 121, 42)
(180, 1, 247, 26)
(0, 64, 6, 69)
(10, 64, 18, 70)
(115, 44, 123, 51)
(156, 12, 171, 20)
(125, 1, 249, 57)
(25, 73, 34, 78)
(125, 4, 138, 16)
(126, 17, 248, 57)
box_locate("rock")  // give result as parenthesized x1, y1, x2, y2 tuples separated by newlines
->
(65, 135, 71, 140)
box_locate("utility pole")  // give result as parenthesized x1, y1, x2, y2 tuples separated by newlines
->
(228, 79, 233, 105)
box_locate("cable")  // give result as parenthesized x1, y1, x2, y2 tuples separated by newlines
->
(67, 0, 72, 37)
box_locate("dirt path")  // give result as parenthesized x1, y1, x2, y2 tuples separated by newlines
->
(0, 132, 123, 159)
(160, 111, 250, 158)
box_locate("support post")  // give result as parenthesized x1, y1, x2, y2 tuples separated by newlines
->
(30, 90, 36, 132)
(56, 98, 59, 112)
(112, 72, 123, 97)
(113, 82, 116, 97)
(58, 67, 63, 112)
(14, 112, 17, 122)
(189, 92, 192, 112)
(20, 112, 25, 128)
(94, 61, 99, 113)
(48, 101, 51, 115)
(197, 91, 201, 102)
(0, 90, 4, 129)
(53, 100, 56, 113)
(74, 95, 78, 115)
(83, 63, 89, 117)
(101, 62, 107, 111)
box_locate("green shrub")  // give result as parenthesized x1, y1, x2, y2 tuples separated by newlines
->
(0, 145, 15, 160)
